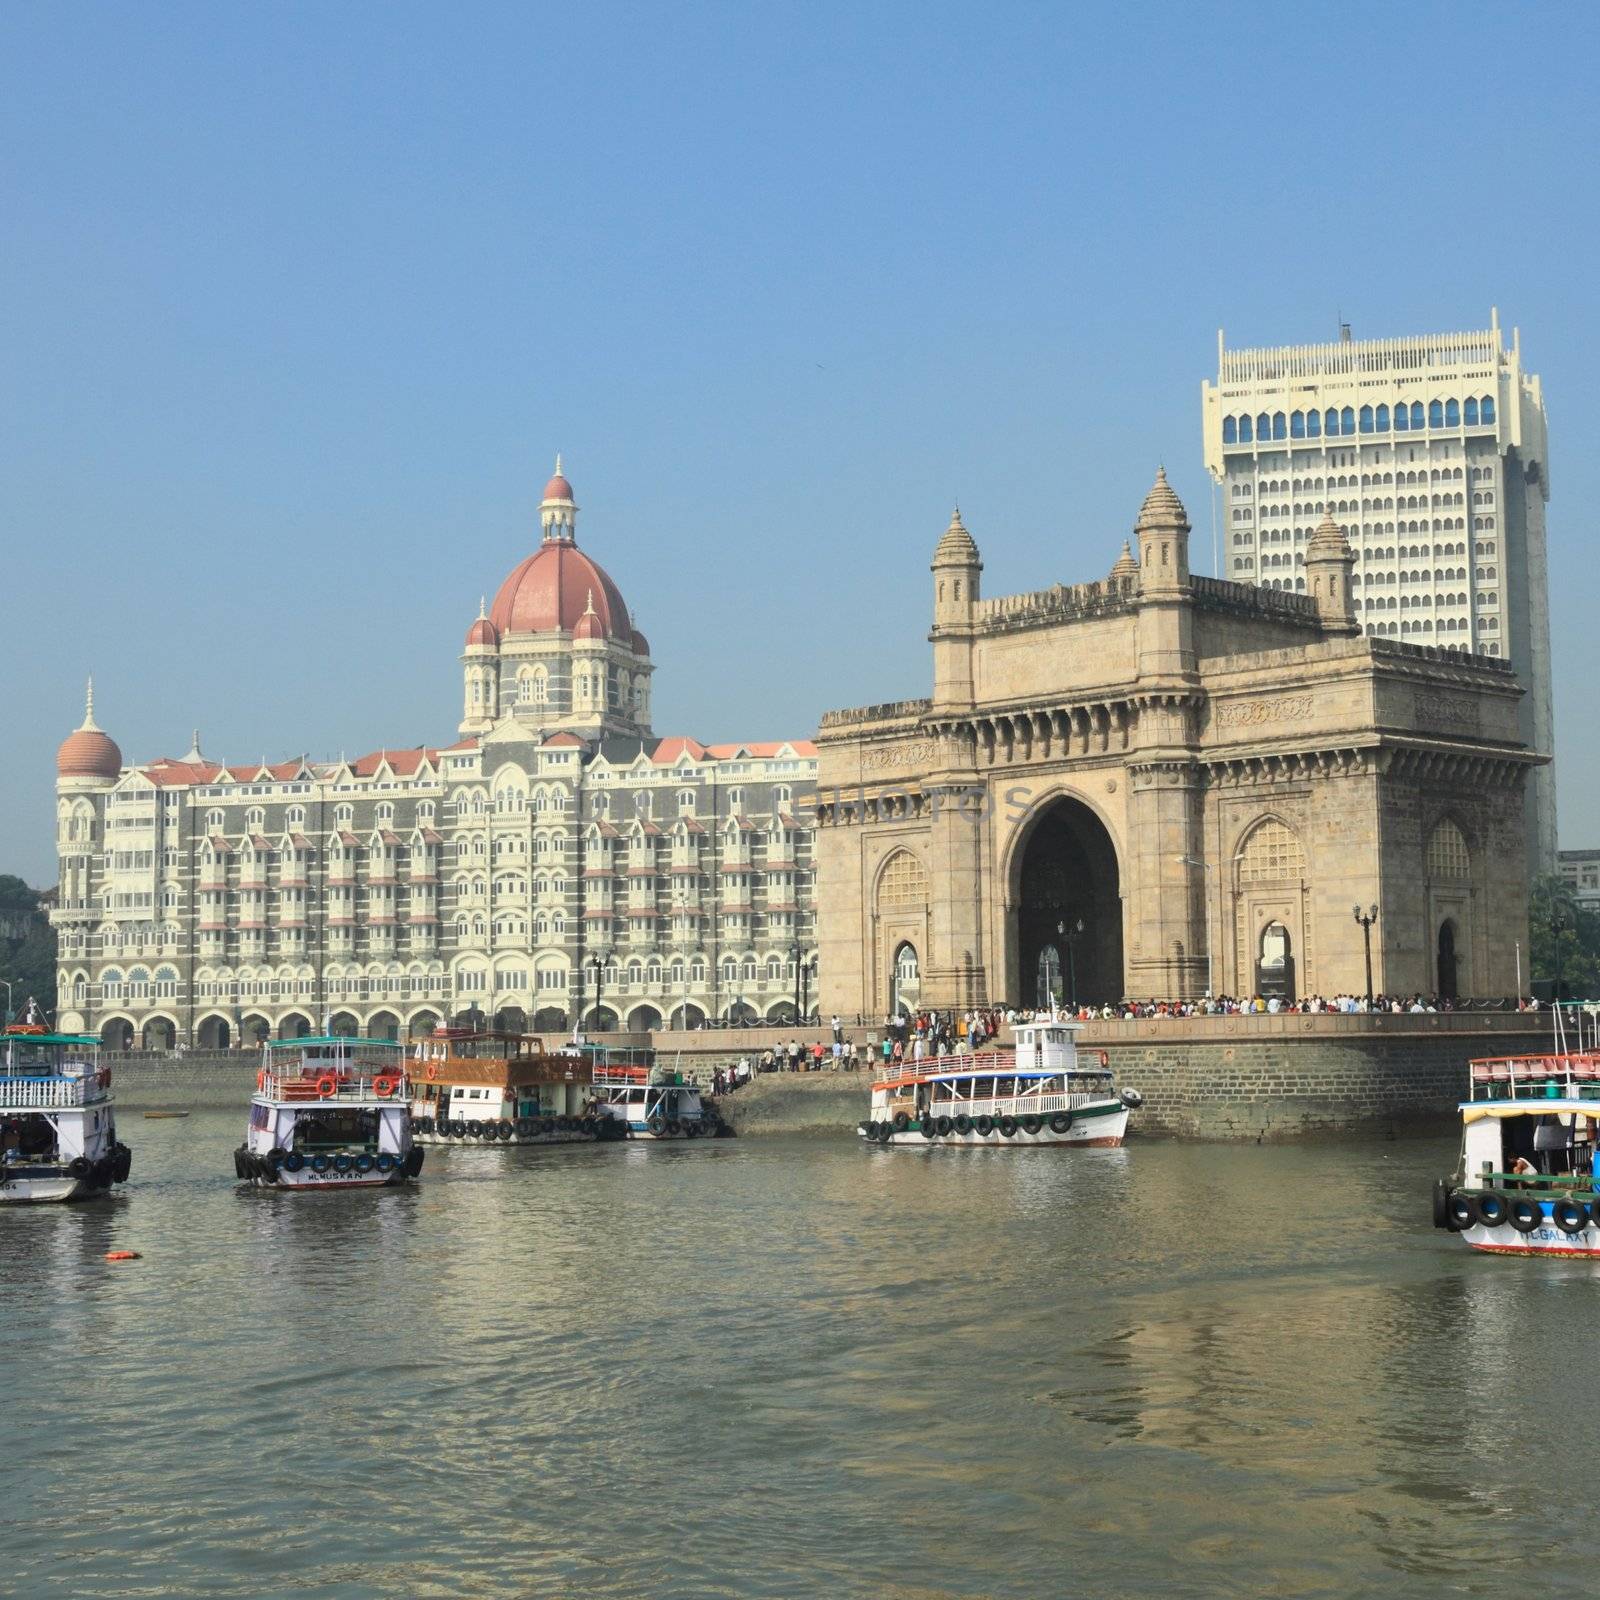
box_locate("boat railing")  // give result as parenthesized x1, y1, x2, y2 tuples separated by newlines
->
(1468, 1056, 1600, 1101)
(918, 1090, 1109, 1119)
(0, 1073, 110, 1109)
(259, 1068, 408, 1103)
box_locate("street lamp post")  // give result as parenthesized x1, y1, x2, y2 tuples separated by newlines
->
(587, 951, 609, 1035)
(0, 979, 12, 1027)
(1352, 905, 1379, 1007)
(798, 952, 816, 1025)
(1551, 906, 1570, 1004)
(1055, 919, 1085, 1009)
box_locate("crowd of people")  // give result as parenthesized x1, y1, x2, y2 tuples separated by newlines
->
(706, 995, 1553, 1092)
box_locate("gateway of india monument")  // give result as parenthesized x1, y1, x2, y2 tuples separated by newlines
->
(814, 471, 1542, 1016)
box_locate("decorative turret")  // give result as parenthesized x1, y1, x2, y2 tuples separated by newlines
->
(459, 598, 502, 734)
(1134, 467, 1190, 598)
(932, 506, 981, 708)
(1110, 540, 1139, 589)
(56, 678, 122, 783)
(1305, 512, 1361, 636)
(539, 454, 578, 543)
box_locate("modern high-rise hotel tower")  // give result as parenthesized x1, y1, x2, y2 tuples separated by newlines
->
(1202, 312, 1554, 871)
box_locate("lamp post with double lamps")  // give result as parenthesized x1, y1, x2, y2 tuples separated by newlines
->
(1352, 906, 1378, 1007)
(1179, 854, 1246, 1000)
(1055, 919, 1084, 1009)
(586, 950, 611, 1036)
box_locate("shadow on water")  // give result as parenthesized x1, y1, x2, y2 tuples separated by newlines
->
(4, 1119, 1597, 1597)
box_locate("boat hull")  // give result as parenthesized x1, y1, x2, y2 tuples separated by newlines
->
(1456, 1219, 1600, 1256)
(415, 1119, 626, 1148)
(243, 1169, 414, 1191)
(0, 1171, 110, 1204)
(860, 1108, 1129, 1149)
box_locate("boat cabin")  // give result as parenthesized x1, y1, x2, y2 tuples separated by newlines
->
(1, 1032, 113, 1170)
(410, 1030, 594, 1127)
(1460, 1056, 1600, 1191)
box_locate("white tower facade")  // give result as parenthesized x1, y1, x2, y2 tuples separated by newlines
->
(1202, 312, 1555, 873)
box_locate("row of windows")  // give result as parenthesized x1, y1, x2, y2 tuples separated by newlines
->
(1224, 396, 1497, 444)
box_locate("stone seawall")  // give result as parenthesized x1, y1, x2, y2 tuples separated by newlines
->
(96, 1014, 1560, 1139)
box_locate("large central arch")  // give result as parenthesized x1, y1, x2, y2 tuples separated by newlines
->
(1010, 796, 1123, 1006)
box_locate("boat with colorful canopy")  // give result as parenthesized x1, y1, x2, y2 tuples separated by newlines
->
(1, 1025, 131, 1203)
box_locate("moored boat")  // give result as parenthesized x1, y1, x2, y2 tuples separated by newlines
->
(858, 1019, 1142, 1148)
(409, 1029, 626, 1146)
(0, 1026, 131, 1204)
(590, 1054, 729, 1140)
(1434, 1053, 1600, 1255)
(236, 1036, 422, 1190)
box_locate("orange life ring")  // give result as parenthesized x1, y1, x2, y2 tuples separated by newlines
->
(425, 1062, 439, 1082)
(315, 1074, 338, 1098)
(373, 1075, 398, 1098)
(256, 1069, 266, 1091)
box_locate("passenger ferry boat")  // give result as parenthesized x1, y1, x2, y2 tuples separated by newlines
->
(591, 1054, 729, 1140)
(409, 1029, 626, 1146)
(0, 1025, 131, 1204)
(236, 1036, 422, 1190)
(1434, 1052, 1600, 1256)
(858, 1019, 1142, 1148)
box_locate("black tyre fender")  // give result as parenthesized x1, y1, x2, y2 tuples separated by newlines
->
(999, 1116, 1018, 1138)
(540, 1118, 557, 1136)
(1507, 1196, 1542, 1234)
(515, 1118, 535, 1138)
(1049, 1112, 1073, 1134)
(975, 1116, 995, 1137)
(892, 1111, 910, 1132)
(1022, 1114, 1043, 1135)
(665, 1118, 683, 1137)
(311, 1153, 331, 1173)
(283, 1151, 306, 1173)
(332, 1153, 353, 1173)
(936, 1115, 953, 1136)
(355, 1152, 375, 1172)
(920, 1117, 937, 1139)
(450, 1121, 467, 1139)
(648, 1117, 666, 1136)
(404, 1146, 425, 1176)
(1445, 1191, 1475, 1229)
(112, 1144, 132, 1182)
(1474, 1191, 1508, 1229)
(1552, 1197, 1587, 1235)
(953, 1114, 972, 1135)
(1431, 1179, 1450, 1229)
(68, 1156, 90, 1179)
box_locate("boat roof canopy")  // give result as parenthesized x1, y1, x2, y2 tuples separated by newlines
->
(267, 1036, 405, 1051)
(3, 1033, 99, 1047)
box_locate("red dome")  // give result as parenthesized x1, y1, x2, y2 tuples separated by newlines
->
(574, 608, 605, 641)
(630, 627, 651, 657)
(58, 726, 122, 780)
(489, 542, 630, 638)
(465, 615, 500, 648)
(543, 471, 574, 503)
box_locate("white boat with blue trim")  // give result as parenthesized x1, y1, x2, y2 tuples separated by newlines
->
(0, 1025, 131, 1204)
(859, 1019, 1142, 1148)
(590, 1055, 730, 1140)
(1434, 1052, 1600, 1256)
(236, 1036, 423, 1189)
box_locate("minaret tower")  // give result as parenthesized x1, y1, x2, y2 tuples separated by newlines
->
(931, 506, 981, 709)
(1306, 512, 1361, 636)
(459, 596, 501, 735)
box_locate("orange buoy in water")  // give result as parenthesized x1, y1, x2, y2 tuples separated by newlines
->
(104, 1250, 141, 1262)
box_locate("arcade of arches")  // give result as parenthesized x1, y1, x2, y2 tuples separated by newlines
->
(815, 471, 1539, 1011)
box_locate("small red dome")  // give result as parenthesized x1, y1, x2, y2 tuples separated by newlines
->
(574, 609, 605, 641)
(465, 615, 500, 648)
(630, 628, 650, 657)
(543, 471, 574, 503)
(490, 542, 629, 638)
(58, 726, 122, 780)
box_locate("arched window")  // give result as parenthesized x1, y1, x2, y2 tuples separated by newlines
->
(1306, 409, 1320, 438)
(1375, 404, 1390, 431)
(1426, 819, 1471, 880)
(1290, 411, 1305, 438)
(1444, 398, 1460, 427)
(1394, 403, 1409, 432)
(1410, 402, 1424, 429)
(1223, 415, 1237, 444)
(1324, 408, 1339, 437)
(1428, 400, 1444, 429)
(1239, 414, 1253, 443)
(1339, 406, 1354, 435)
(1480, 395, 1495, 424)
(1257, 412, 1271, 440)
(1463, 397, 1478, 425)
(877, 850, 928, 913)
(1359, 405, 1373, 433)
(1272, 412, 1286, 440)
(1236, 820, 1306, 885)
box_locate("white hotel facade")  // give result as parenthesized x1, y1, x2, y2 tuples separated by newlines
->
(1202, 312, 1555, 870)
(51, 464, 819, 1048)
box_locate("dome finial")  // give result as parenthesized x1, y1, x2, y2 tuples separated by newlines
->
(554, 452, 562, 477)
(81, 675, 98, 731)
(586, 588, 596, 614)
(478, 595, 486, 619)
(1135, 465, 1189, 532)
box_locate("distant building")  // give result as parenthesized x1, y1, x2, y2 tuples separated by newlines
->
(1201, 312, 1555, 874)
(52, 463, 818, 1048)
(816, 472, 1541, 1015)
(1558, 850, 1600, 912)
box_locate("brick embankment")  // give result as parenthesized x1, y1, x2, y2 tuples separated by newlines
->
(105, 1052, 258, 1109)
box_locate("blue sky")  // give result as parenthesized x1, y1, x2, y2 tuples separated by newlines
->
(4, 1, 1596, 883)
